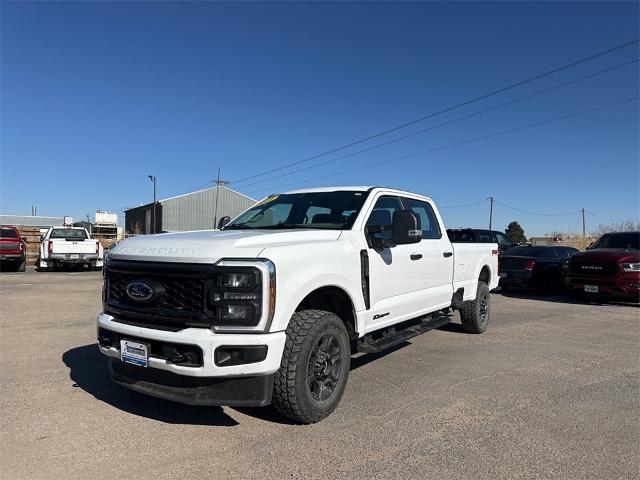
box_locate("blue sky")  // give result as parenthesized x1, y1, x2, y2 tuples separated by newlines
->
(1, 1, 638, 236)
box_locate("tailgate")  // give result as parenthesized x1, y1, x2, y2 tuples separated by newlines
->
(0, 242, 21, 251)
(50, 239, 96, 254)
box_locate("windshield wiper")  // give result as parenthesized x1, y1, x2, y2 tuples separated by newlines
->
(223, 223, 255, 230)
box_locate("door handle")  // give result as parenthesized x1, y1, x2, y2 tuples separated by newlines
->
(443, 251, 453, 258)
(410, 253, 423, 260)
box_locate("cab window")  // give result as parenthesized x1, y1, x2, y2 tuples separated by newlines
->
(401, 197, 442, 239)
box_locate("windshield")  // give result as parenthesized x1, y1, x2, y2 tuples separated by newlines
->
(590, 232, 639, 250)
(224, 191, 369, 230)
(50, 228, 88, 240)
(0, 227, 18, 239)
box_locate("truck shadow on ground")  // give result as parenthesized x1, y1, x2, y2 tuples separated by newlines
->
(62, 344, 240, 426)
(63, 318, 472, 427)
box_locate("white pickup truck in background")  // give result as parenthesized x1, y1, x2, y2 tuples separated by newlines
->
(97, 186, 498, 423)
(39, 226, 104, 271)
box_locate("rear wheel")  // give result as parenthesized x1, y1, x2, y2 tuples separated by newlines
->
(272, 309, 350, 424)
(460, 281, 490, 334)
(17, 257, 26, 272)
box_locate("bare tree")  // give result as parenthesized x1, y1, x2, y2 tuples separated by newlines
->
(592, 221, 640, 236)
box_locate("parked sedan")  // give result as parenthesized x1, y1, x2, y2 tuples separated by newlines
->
(499, 245, 578, 292)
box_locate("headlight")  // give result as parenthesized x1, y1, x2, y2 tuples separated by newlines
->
(219, 304, 253, 320)
(219, 273, 254, 288)
(209, 259, 275, 332)
(623, 263, 640, 272)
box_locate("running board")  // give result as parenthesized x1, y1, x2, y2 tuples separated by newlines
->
(356, 313, 451, 353)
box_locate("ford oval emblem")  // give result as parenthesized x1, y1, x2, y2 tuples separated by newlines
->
(126, 281, 155, 302)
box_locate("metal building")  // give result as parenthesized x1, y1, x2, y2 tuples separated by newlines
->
(125, 186, 256, 234)
(0, 214, 65, 228)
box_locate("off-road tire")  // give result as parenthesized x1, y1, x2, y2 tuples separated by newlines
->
(460, 281, 490, 334)
(272, 309, 350, 424)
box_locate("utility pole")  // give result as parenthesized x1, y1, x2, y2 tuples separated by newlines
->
(582, 208, 586, 238)
(148, 175, 157, 234)
(487, 196, 494, 231)
(212, 168, 229, 228)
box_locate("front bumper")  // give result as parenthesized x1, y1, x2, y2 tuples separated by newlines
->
(109, 359, 274, 406)
(97, 312, 285, 404)
(566, 276, 640, 301)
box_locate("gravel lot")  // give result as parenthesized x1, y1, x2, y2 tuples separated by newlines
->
(1, 269, 638, 479)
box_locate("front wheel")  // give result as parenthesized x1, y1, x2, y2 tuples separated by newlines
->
(272, 310, 351, 424)
(460, 281, 490, 334)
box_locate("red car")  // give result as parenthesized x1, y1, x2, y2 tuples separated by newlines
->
(567, 231, 640, 302)
(0, 226, 27, 272)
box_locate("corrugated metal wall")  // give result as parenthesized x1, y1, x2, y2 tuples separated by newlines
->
(0, 215, 64, 227)
(161, 187, 255, 231)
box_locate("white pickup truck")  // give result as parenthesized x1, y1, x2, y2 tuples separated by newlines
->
(39, 226, 104, 271)
(98, 187, 498, 423)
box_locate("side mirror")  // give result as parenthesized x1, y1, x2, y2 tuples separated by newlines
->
(218, 216, 231, 229)
(392, 210, 421, 245)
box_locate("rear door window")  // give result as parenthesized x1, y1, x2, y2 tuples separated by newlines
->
(401, 197, 442, 240)
(475, 230, 493, 243)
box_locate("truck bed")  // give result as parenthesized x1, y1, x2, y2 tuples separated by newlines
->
(452, 242, 500, 300)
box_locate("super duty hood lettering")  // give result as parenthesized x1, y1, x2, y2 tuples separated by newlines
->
(113, 246, 200, 256)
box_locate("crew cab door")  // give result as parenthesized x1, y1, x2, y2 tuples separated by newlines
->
(400, 196, 454, 308)
(363, 194, 453, 332)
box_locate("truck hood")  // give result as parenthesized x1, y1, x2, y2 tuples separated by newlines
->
(571, 248, 639, 264)
(108, 229, 342, 264)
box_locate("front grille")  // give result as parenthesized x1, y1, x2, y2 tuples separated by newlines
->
(569, 261, 618, 276)
(104, 259, 218, 330)
(109, 272, 205, 312)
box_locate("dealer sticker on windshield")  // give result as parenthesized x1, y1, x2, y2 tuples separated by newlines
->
(120, 340, 149, 367)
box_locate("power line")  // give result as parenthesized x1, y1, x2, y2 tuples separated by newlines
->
(245, 97, 638, 196)
(439, 200, 488, 209)
(494, 200, 579, 217)
(570, 212, 582, 234)
(585, 210, 638, 223)
(235, 58, 639, 189)
(231, 38, 639, 185)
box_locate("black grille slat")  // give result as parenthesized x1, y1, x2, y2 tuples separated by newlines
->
(108, 272, 205, 312)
